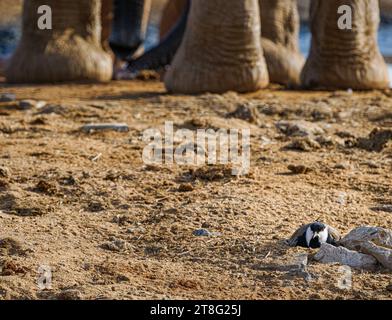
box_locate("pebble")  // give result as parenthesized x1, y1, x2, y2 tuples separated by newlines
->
(192, 229, 221, 237)
(276, 120, 325, 137)
(0, 93, 16, 102)
(19, 100, 46, 110)
(387, 284, 392, 292)
(81, 123, 129, 133)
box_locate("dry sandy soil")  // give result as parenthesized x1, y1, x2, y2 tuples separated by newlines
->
(0, 79, 391, 300)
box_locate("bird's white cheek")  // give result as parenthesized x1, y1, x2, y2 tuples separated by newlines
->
(319, 230, 328, 243)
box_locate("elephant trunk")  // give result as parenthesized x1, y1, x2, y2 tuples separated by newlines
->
(259, 0, 305, 87)
(6, 0, 113, 83)
(301, 0, 390, 90)
(164, 0, 269, 94)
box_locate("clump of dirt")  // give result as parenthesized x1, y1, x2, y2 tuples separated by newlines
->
(33, 180, 58, 196)
(0, 259, 27, 276)
(285, 137, 321, 152)
(287, 165, 312, 175)
(0, 238, 28, 256)
(226, 102, 261, 124)
(185, 165, 236, 182)
(357, 128, 392, 152)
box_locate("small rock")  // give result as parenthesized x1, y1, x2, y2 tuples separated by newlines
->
(101, 239, 129, 252)
(340, 226, 392, 270)
(192, 229, 221, 237)
(226, 102, 261, 124)
(86, 201, 106, 213)
(0, 93, 16, 102)
(81, 123, 129, 133)
(57, 289, 83, 300)
(34, 180, 58, 195)
(276, 120, 325, 137)
(285, 137, 321, 152)
(371, 205, 392, 213)
(387, 284, 392, 292)
(314, 243, 378, 270)
(178, 183, 194, 192)
(288, 164, 312, 174)
(18, 100, 46, 110)
(193, 229, 212, 237)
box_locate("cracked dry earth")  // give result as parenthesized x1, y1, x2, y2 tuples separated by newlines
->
(0, 80, 391, 300)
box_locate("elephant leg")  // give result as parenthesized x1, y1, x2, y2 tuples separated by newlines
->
(5, 0, 113, 83)
(101, 0, 114, 57)
(115, 0, 190, 80)
(109, 0, 151, 60)
(260, 0, 305, 87)
(160, 0, 188, 39)
(164, 0, 269, 94)
(301, 0, 390, 90)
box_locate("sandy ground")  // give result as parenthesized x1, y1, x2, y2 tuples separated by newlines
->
(0, 80, 391, 300)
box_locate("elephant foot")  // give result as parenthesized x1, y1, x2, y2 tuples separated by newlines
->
(164, 0, 269, 94)
(301, 0, 390, 90)
(6, 0, 113, 83)
(261, 38, 305, 88)
(6, 36, 113, 83)
(301, 55, 390, 90)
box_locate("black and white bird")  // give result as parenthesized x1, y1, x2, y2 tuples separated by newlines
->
(287, 222, 340, 249)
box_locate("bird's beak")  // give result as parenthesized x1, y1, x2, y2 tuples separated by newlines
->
(313, 232, 319, 239)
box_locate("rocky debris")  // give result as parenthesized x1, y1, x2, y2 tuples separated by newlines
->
(226, 102, 261, 124)
(313, 243, 378, 270)
(101, 239, 130, 252)
(340, 226, 392, 270)
(188, 165, 235, 182)
(56, 289, 83, 300)
(33, 180, 58, 196)
(0, 93, 16, 102)
(311, 104, 333, 121)
(341, 226, 392, 249)
(287, 164, 312, 174)
(285, 137, 321, 152)
(18, 100, 46, 110)
(357, 128, 392, 152)
(35, 104, 66, 115)
(86, 201, 106, 213)
(192, 229, 221, 237)
(0, 166, 10, 178)
(0, 259, 27, 276)
(81, 123, 129, 133)
(276, 120, 325, 137)
(287, 253, 313, 281)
